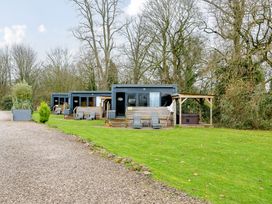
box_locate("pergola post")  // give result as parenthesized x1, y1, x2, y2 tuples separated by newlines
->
(173, 99, 177, 126)
(179, 98, 182, 127)
(87, 97, 89, 107)
(210, 98, 213, 125)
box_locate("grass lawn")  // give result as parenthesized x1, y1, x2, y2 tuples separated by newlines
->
(33, 113, 272, 204)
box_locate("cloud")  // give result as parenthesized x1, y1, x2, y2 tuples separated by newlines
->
(37, 24, 46, 33)
(0, 25, 27, 48)
(125, 0, 147, 16)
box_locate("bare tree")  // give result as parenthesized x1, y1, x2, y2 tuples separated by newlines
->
(77, 49, 97, 90)
(43, 48, 82, 93)
(142, 0, 203, 90)
(72, 0, 121, 90)
(12, 44, 39, 86)
(203, 0, 272, 85)
(123, 16, 154, 84)
(0, 47, 12, 97)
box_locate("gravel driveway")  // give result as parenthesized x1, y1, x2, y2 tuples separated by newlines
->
(0, 120, 203, 204)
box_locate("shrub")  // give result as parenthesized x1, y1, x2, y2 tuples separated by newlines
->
(0, 95, 13, 110)
(219, 80, 272, 129)
(38, 101, 51, 123)
(11, 81, 33, 110)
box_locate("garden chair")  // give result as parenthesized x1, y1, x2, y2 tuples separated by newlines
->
(151, 112, 162, 129)
(75, 111, 84, 120)
(133, 114, 142, 129)
(86, 112, 96, 120)
(55, 107, 61, 115)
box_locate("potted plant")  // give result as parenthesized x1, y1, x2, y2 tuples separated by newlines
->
(11, 81, 33, 121)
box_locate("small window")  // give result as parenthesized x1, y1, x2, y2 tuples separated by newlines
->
(128, 93, 136, 106)
(117, 97, 123, 101)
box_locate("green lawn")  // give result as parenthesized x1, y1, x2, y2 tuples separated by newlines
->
(33, 113, 272, 204)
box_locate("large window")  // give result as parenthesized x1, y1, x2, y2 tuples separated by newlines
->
(150, 92, 160, 107)
(60, 98, 64, 105)
(81, 97, 87, 107)
(89, 97, 95, 106)
(161, 94, 172, 106)
(127, 93, 136, 106)
(139, 93, 148, 106)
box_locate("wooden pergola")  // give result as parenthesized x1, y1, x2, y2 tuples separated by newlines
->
(172, 94, 214, 126)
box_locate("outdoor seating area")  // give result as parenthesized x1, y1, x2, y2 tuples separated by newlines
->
(50, 93, 69, 111)
(73, 106, 101, 120)
(53, 105, 62, 115)
(132, 113, 162, 129)
(127, 107, 171, 128)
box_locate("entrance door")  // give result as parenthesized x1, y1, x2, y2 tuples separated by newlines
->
(116, 92, 125, 117)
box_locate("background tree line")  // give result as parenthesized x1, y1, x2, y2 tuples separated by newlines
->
(0, 0, 271, 129)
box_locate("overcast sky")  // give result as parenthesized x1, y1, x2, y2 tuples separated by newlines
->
(0, 0, 146, 59)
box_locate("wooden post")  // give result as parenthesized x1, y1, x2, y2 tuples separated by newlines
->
(87, 97, 89, 107)
(106, 101, 110, 119)
(179, 98, 182, 127)
(210, 98, 213, 125)
(173, 99, 177, 127)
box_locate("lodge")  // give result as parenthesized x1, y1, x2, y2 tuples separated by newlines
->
(68, 91, 111, 114)
(110, 84, 177, 118)
(50, 84, 214, 128)
(50, 93, 69, 110)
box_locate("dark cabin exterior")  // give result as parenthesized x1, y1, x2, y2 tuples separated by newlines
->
(111, 84, 177, 118)
(68, 91, 111, 114)
(50, 93, 69, 110)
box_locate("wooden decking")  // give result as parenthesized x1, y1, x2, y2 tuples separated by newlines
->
(180, 123, 214, 128)
(105, 118, 128, 128)
(106, 107, 173, 128)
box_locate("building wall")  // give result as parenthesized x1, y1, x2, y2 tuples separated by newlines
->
(111, 85, 177, 117)
(50, 93, 69, 110)
(68, 91, 111, 114)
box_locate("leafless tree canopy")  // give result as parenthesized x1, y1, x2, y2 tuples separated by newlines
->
(72, 0, 121, 90)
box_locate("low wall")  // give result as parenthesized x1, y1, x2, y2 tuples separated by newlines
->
(126, 107, 173, 127)
(74, 106, 103, 119)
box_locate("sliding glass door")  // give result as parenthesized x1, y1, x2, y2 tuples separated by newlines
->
(149, 92, 160, 107)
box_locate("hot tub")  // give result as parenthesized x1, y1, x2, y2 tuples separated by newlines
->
(182, 114, 200, 124)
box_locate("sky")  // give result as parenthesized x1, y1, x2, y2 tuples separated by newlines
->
(0, 0, 146, 59)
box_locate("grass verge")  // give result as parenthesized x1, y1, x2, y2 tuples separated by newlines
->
(33, 113, 272, 204)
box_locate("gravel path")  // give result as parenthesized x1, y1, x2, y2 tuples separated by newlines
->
(0, 120, 203, 204)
